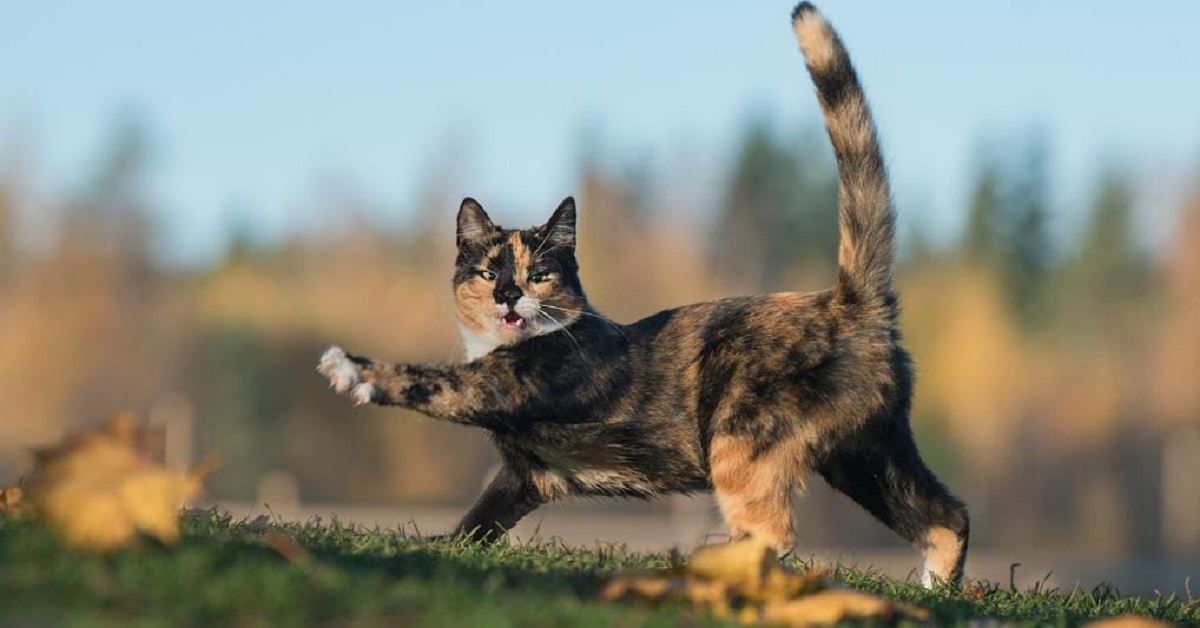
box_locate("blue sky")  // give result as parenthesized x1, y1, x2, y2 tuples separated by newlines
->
(3, 1, 1199, 264)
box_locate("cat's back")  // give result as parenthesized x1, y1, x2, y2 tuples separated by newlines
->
(622, 289, 903, 417)
(625, 291, 843, 364)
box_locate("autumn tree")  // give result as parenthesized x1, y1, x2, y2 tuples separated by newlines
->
(712, 116, 838, 292)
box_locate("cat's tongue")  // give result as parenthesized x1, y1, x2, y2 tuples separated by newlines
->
(502, 311, 526, 330)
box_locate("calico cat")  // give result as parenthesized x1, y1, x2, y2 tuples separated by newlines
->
(319, 2, 970, 587)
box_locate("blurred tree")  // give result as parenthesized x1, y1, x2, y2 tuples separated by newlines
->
(712, 116, 838, 291)
(188, 325, 286, 500)
(1077, 166, 1144, 292)
(59, 115, 177, 424)
(575, 153, 652, 319)
(1151, 193, 1200, 428)
(1048, 165, 1151, 350)
(962, 156, 1004, 266)
(1003, 133, 1054, 323)
(0, 180, 13, 274)
(899, 219, 937, 269)
(959, 134, 1056, 325)
(62, 115, 155, 269)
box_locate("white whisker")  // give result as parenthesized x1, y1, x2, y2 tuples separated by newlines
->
(539, 304, 628, 340)
(535, 309, 582, 353)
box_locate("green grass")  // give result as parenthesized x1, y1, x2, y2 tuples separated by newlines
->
(0, 508, 1195, 626)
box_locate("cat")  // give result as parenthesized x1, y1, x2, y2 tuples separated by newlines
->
(319, 2, 970, 587)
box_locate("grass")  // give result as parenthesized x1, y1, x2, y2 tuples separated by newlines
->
(0, 508, 1195, 626)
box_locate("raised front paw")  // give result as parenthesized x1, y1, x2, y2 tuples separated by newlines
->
(317, 346, 377, 405)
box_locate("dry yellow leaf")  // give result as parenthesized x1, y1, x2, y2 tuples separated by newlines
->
(600, 574, 735, 617)
(599, 575, 679, 602)
(24, 414, 214, 552)
(598, 536, 927, 626)
(742, 567, 827, 605)
(688, 536, 776, 586)
(758, 589, 927, 626)
(1084, 616, 1174, 628)
(0, 485, 25, 513)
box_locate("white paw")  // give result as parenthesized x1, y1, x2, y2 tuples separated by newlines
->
(318, 346, 361, 394)
(350, 382, 376, 406)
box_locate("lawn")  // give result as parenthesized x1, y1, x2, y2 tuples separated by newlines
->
(0, 508, 1193, 626)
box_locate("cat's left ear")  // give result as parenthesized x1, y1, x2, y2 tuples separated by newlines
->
(457, 197, 497, 248)
(542, 196, 577, 250)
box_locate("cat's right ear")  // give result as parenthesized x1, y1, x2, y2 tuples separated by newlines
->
(457, 198, 496, 248)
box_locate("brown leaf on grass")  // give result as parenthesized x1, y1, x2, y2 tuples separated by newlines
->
(1084, 616, 1174, 628)
(743, 566, 828, 605)
(687, 536, 776, 586)
(266, 532, 313, 566)
(758, 589, 930, 626)
(599, 575, 679, 601)
(0, 485, 25, 514)
(24, 413, 215, 552)
(600, 574, 736, 618)
(962, 582, 991, 600)
(599, 537, 854, 624)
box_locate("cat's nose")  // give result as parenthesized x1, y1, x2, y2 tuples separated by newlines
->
(494, 283, 523, 306)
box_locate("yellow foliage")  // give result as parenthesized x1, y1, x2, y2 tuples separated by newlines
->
(23, 413, 214, 552)
(0, 484, 24, 514)
(685, 535, 777, 586)
(1083, 615, 1174, 628)
(599, 537, 925, 626)
(758, 589, 918, 626)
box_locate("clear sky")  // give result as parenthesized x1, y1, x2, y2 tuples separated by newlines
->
(3, 1, 1199, 264)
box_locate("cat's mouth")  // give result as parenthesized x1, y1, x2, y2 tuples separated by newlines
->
(500, 311, 527, 331)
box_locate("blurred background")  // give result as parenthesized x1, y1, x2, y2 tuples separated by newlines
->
(2, 1, 1199, 593)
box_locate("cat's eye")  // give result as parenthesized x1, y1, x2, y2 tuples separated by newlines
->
(477, 269, 497, 281)
(529, 272, 552, 284)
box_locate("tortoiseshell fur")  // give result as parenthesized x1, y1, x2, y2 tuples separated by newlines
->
(319, 2, 970, 586)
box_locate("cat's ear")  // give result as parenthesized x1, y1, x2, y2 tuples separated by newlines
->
(542, 196, 577, 250)
(457, 197, 496, 248)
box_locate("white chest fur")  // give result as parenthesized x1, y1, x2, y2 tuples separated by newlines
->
(459, 324, 503, 362)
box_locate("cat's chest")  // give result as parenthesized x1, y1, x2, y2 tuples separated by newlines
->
(459, 325, 503, 361)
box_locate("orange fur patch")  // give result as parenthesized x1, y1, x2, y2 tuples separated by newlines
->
(922, 526, 965, 584)
(710, 434, 803, 552)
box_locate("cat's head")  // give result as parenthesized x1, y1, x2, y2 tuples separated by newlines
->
(453, 196, 587, 360)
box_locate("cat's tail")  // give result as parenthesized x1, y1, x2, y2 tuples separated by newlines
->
(792, 3, 894, 303)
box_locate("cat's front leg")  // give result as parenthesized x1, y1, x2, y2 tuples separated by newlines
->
(318, 345, 522, 425)
(452, 464, 544, 542)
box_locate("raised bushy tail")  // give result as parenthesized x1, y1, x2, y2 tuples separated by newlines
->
(792, 3, 894, 302)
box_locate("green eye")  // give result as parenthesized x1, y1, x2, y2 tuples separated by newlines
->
(478, 269, 497, 281)
(529, 272, 551, 284)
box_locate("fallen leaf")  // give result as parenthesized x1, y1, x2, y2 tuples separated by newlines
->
(1084, 616, 1174, 628)
(688, 536, 776, 586)
(599, 575, 679, 602)
(742, 567, 827, 605)
(266, 532, 313, 566)
(962, 582, 990, 600)
(599, 537, 851, 624)
(0, 485, 25, 514)
(598, 537, 926, 625)
(24, 413, 214, 552)
(759, 589, 928, 626)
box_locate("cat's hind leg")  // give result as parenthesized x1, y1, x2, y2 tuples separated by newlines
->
(817, 430, 970, 587)
(709, 434, 801, 554)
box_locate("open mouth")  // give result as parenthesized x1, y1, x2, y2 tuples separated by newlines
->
(500, 311, 527, 331)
